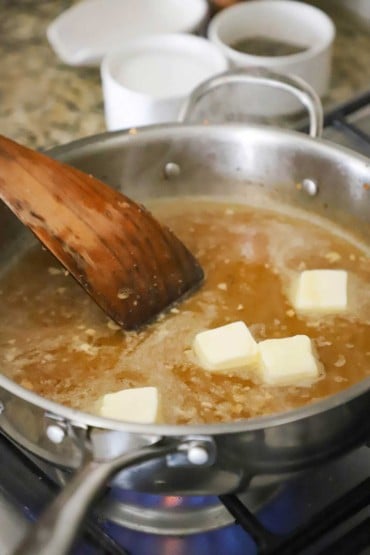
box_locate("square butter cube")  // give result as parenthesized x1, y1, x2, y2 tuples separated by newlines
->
(193, 321, 258, 373)
(293, 269, 347, 313)
(98, 387, 160, 423)
(258, 335, 320, 386)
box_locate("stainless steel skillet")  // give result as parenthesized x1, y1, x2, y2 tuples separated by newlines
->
(0, 70, 369, 555)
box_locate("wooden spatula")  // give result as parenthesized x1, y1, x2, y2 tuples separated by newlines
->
(0, 135, 204, 329)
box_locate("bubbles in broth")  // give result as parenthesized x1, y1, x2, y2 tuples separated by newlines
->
(0, 197, 369, 424)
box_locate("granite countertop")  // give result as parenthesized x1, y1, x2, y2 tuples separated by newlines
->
(1, 0, 369, 149)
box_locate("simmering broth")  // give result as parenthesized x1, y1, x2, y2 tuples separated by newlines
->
(0, 197, 369, 424)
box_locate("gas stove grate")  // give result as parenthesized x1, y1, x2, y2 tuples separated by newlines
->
(323, 90, 370, 148)
(220, 476, 370, 555)
(299, 89, 370, 156)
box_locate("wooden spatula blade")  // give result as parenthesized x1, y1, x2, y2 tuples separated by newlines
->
(0, 135, 204, 329)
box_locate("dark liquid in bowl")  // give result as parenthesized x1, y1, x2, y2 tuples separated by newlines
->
(230, 36, 307, 56)
(0, 197, 369, 424)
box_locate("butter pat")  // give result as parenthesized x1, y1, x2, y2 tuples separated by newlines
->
(259, 335, 321, 386)
(193, 321, 258, 373)
(98, 387, 160, 423)
(293, 269, 348, 313)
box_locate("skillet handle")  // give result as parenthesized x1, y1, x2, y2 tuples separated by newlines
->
(13, 443, 174, 555)
(178, 67, 324, 138)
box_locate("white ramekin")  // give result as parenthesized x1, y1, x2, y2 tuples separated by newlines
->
(47, 0, 209, 66)
(207, 0, 335, 115)
(101, 34, 228, 131)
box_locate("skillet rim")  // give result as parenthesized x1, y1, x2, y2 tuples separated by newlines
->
(1, 122, 369, 437)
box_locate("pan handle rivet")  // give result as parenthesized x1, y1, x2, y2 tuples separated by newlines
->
(46, 424, 65, 444)
(302, 178, 318, 196)
(164, 162, 181, 179)
(187, 445, 210, 466)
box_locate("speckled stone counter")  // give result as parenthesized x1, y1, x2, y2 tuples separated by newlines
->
(0, 0, 369, 149)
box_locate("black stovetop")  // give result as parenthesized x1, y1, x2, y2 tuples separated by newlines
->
(1, 431, 370, 555)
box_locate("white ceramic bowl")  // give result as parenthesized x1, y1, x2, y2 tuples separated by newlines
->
(101, 34, 228, 131)
(47, 0, 209, 66)
(208, 0, 335, 115)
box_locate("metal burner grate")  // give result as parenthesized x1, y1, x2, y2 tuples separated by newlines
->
(323, 90, 370, 148)
(301, 89, 370, 157)
(220, 476, 370, 555)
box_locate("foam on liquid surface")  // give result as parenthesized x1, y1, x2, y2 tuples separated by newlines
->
(0, 197, 369, 424)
